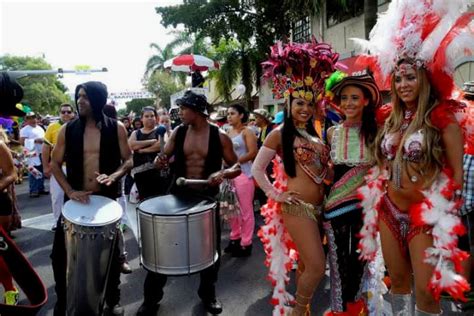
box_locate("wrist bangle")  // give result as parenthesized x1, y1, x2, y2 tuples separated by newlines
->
(67, 189, 76, 196)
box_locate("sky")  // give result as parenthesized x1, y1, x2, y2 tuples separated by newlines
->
(1, 0, 183, 106)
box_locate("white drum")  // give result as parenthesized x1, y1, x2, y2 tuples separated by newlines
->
(62, 195, 122, 316)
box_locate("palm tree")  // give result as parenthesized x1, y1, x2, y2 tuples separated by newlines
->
(364, 0, 378, 39)
(145, 43, 175, 77)
(146, 31, 211, 85)
(211, 38, 260, 110)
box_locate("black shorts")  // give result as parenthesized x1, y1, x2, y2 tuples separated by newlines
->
(0, 191, 13, 216)
(458, 213, 474, 252)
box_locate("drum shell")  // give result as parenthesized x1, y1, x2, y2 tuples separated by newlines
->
(62, 196, 121, 316)
(138, 197, 217, 275)
(64, 220, 119, 316)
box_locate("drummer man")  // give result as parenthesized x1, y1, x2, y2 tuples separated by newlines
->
(50, 81, 132, 316)
(136, 90, 240, 316)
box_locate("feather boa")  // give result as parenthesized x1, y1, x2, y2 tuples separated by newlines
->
(410, 170, 470, 301)
(258, 157, 297, 315)
(358, 167, 470, 301)
(357, 166, 387, 260)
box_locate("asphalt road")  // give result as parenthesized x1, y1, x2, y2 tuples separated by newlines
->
(7, 179, 473, 316)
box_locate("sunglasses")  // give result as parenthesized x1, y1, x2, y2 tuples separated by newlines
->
(61, 111, 73, 114)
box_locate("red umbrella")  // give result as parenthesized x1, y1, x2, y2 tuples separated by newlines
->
(164, 54, 219, 72)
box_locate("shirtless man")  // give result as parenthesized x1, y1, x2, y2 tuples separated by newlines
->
(136, 91, 240, 316)
(50, 81, 132, 316)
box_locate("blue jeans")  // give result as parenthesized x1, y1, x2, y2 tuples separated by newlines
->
(29, 163, 45, 194)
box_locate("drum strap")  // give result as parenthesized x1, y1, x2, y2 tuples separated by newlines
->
(0, 227, 47, 315)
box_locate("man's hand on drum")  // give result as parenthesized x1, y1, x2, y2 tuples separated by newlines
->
(153, 154, 169, 170)
(68, 190, 93, 203)
(208, 171, 224, 187)
(95, 172, 116, 186)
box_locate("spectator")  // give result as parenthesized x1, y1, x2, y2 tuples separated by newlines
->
(42, 103, 75, 231)
(20, 111, 47, 198)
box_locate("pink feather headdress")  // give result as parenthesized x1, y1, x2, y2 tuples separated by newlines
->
(262, 38, 339, 103)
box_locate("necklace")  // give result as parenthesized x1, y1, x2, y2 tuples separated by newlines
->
(400, 109, 415, 132)
(296, 127, 319, 144)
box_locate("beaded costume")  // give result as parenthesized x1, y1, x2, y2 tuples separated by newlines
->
(324, 122, 372, 313)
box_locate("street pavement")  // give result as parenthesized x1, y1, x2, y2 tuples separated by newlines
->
(8, 179, 473, 316)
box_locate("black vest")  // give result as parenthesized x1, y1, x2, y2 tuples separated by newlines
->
(65, 117, 121, 199)
(172, 124, 223, 196)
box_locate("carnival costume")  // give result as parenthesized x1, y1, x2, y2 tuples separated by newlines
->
(252, 39, 339, 315)
(320, 73, 382, 316)
(351, 0, 474, 313)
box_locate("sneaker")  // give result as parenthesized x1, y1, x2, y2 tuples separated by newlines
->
(104, 303, 124, 316)
(29, 192, 39, 198)
(232, 244, 252, 257)
(136, 302, 160, 316)
(120, 261, 132, 274)
(4, 288, 19, 305)
(201, 296, 223, 314)
(224, 239, 240, 254)
(39, 190, 50, 195)
(51, 224, 57, 232)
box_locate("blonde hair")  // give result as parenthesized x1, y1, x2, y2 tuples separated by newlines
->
(374, 62, 443, 186)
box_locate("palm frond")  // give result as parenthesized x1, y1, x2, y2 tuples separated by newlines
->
(216, 50, 241, 101)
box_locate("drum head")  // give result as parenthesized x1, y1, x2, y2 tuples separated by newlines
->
(63, 195, 122, 226)
(138, 194, 216, 216)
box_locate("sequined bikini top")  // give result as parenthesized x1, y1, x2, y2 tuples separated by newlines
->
(293, 136, 329, 184)
(381, 129, 423, 163)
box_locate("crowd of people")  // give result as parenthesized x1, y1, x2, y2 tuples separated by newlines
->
(1, 1, 474, 316)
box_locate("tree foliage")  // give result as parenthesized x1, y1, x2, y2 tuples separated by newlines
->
(144, 70, 183, 109)
(125, 98, 155, 115)
(0, 55, 71, 115)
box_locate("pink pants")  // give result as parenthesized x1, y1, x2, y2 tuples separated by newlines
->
(230, 174, 255, 247)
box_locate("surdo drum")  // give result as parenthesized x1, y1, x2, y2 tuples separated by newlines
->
(62, 195, 122, 316)
(137, 194, 218, 275)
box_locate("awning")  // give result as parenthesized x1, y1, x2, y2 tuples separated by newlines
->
(337, 56, 391, 91)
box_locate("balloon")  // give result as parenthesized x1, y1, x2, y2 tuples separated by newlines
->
(236, 84, 246, 95)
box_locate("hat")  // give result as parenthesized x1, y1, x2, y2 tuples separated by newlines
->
(262, 39, 339, 103)
(272, 111, 284, 124)
(253, 109, 271, 121)
(331, 73, 382, 107)
(176, 91, 209, 116)
(25, 111, 36, 117)
(463, 81, 474, 96)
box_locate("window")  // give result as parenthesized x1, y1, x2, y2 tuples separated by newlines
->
(293, 16, 311, 43)
(242, 0, 255, 6)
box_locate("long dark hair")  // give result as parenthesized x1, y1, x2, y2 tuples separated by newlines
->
(356, 85, 378, 147)
(229, 104, 249, 123)
(281, 96, 318, 178)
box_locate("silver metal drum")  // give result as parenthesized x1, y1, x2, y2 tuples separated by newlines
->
(137, 194, 217, 275)
(62, 195, 122, 316)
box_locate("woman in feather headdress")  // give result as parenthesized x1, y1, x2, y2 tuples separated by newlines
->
(354, 1, 474, 315)
(252, 39, 339, 315)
